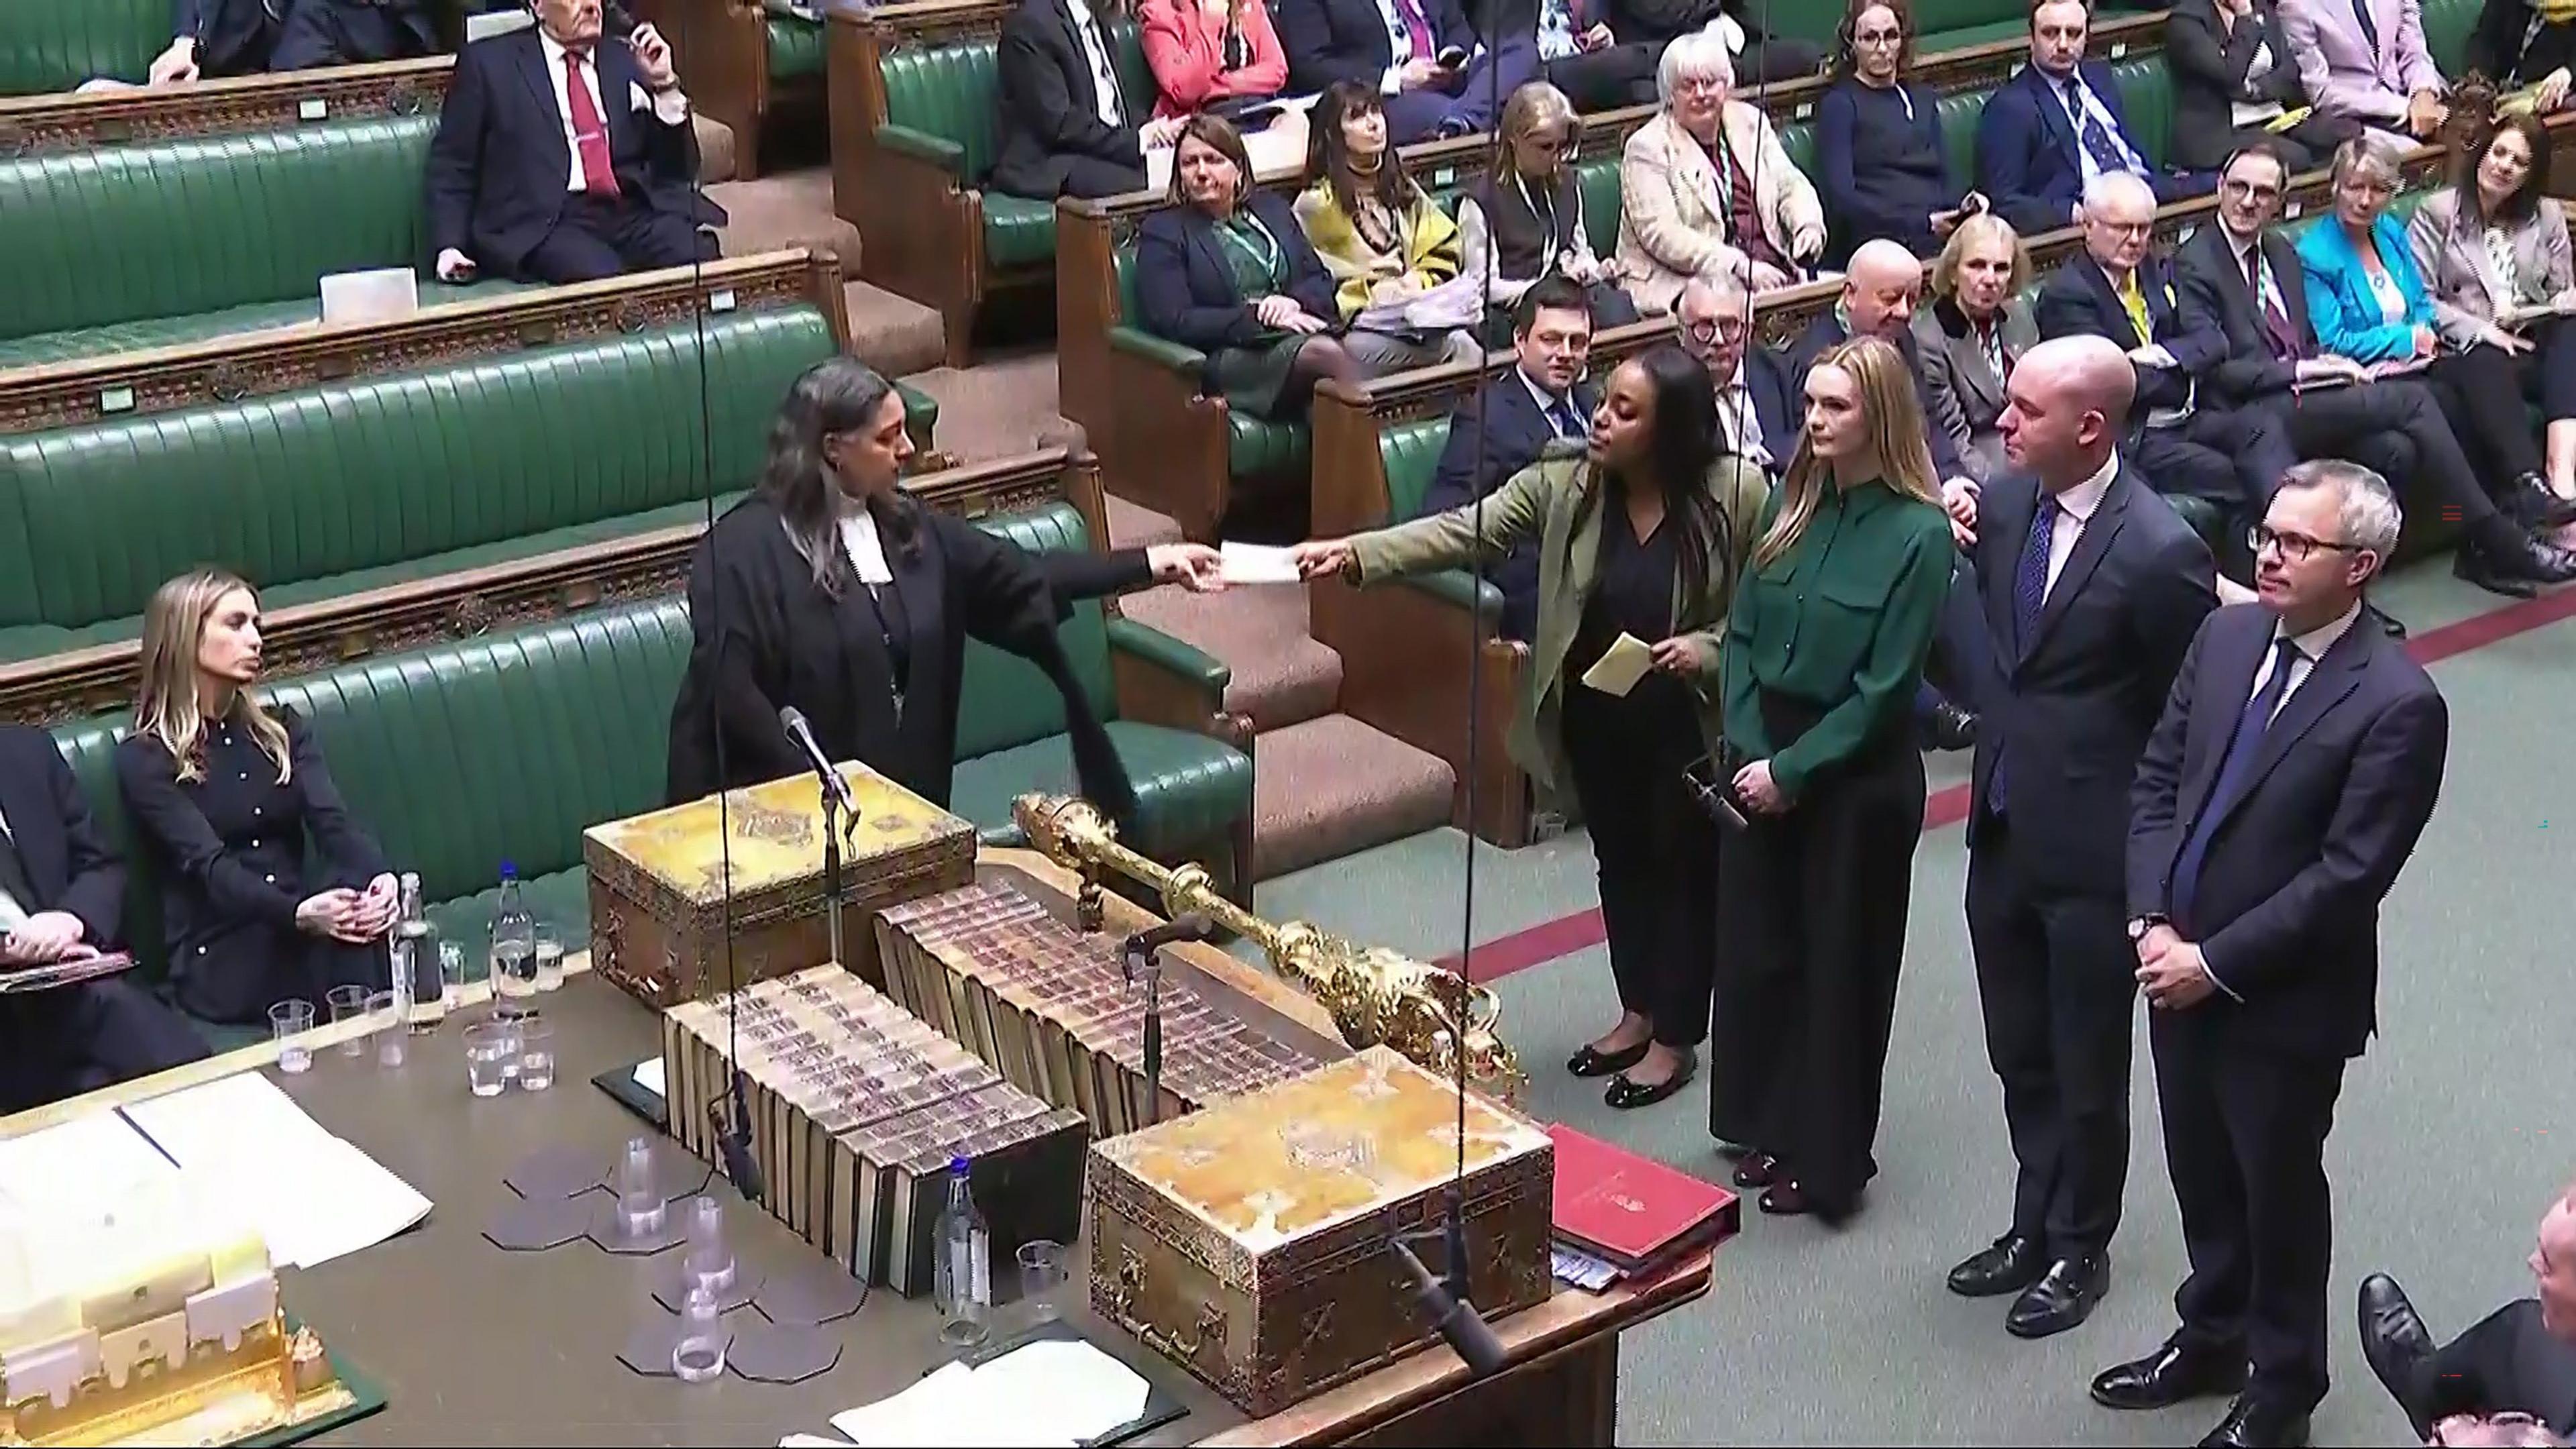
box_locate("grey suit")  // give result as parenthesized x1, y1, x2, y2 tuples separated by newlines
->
(1913, 297, 2038, 484)
(2406, 189, 2576, 347)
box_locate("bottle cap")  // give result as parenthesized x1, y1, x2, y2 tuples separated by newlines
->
(949, 1156, 969, 1175)
(500, 860, 519, 879)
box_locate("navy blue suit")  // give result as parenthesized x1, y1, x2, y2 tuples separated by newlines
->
(1419, 370, 1594, 640)
(172, 0, 437, 79)
(1273, 0, 1536, 143)
(425, 28, 726, 282)
(1134, 194, 1339, 362)
(0, 728, 207, 1116)
(1735, 344, 1800, 470)
(1974, 61, 2210, 237)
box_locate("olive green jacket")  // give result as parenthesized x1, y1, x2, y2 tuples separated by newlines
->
(1345, 446, 1771, 801)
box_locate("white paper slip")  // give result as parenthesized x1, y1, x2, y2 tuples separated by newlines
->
(319, 267, 419, 327)
(1579, 632, 1656, 696)
(0, 1111, 176, 1214)
(633, 1055, 667, 1098)
(123, 1071, 431, 1269)
(780, 1436, 853, 1448)
(975, 1338, 1152, 1441)
(1219, 541, 1305, 585)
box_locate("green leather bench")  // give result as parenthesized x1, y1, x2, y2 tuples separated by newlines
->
(0, 0, 164, 95)
(0, 304, 945, 661)
(48, 497, 1249, 991)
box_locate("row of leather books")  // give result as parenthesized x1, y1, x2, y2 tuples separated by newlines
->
(873, 882, 1326, 1140)
(661, 966, 1087, 1296)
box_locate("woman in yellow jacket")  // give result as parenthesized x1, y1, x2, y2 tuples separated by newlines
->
(1292, 80, 1486, 374)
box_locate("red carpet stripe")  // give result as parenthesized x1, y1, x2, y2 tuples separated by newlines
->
(1437, 590, 2576, 983)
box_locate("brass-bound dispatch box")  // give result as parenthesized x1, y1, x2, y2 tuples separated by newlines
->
(584, 765, 976, 1006)
(1087, 1047, 1555, 1417)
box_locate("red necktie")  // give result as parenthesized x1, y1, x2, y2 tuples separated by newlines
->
(1392, 0, 1434, 62)
(564, 49, 620, 198)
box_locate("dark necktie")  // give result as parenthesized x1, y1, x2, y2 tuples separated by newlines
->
(2247, 244, 2305, 362)
(1548, 396, 1585, 439)
(1984, 493, 2061, 816)
(2351, 0, 2381, 55)
(1077, 11, 1126, 119)
(0, 821, 36, 918)
(2064, 78, 2137, 176)
(2169, 637, 2304, 928)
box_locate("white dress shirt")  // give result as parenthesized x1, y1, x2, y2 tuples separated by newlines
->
(0, 802, 25, 927)
(1712, 358, 1771, 470)
(2041, 451, 2116, 597)
(1063, 0, 1127, 129)
(537, 30, 691, 194)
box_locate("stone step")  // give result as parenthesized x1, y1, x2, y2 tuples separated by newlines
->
(843, 280, 946, 380)
(708, 168, 859, 272)
(904, 354, 1082, 462)
(1249, 715, 1456, 880)
(1121, 583, 1339, 733)
(694, 115, 737, 185)
(1104, 496, 1185, 549)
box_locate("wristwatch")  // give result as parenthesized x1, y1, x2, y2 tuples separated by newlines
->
(2127, 914, 2167, 943)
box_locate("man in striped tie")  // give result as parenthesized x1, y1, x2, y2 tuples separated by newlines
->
(2096, 458, 2449, 1448)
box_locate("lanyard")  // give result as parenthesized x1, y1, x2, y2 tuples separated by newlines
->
(1224, 212, 1285, 282)
(1511, 171, 1563, 256)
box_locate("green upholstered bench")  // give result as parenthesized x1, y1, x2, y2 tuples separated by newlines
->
(0, 0, 163, 95)
(48, 498, 1248, 983)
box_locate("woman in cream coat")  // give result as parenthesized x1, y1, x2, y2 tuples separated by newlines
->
(1616, 29, 1827, 315)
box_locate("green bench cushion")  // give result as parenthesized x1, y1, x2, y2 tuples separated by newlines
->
(0, 0, 162, 95)
(765, 13, 825, 81)
(955, 720, 1250, 858)
(0, 280, 531, 371)
(0, 116, 442, 343)
(1228, 412, 1309, 478)
(983, 192, 1061, 271)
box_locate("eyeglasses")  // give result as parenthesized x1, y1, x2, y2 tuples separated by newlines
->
(1681, 317, 1748, 344)
(2089, 217, 2153, 237)
(2219, 178, 2282, 204)
(1853, 27, 1904, 45)
(2249, 524, 2366, 563)
(1672, 74, 1726, 95)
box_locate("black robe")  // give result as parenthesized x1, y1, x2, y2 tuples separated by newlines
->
(664, 495, 1147, 821)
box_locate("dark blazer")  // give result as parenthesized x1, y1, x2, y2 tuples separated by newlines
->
(2035, 252, 2227, 413)
(0, 727, 125, 947)
(1134, 194, 1339, 370)
(991, 0, 1144, 197)
(172, 0, 273, 76)
(1277, 0, 1478, 95)
(2165, 0, 2310, 172)
(424, 28, 724, 274)
(2469, 0, 2576, 83)
(1964, 465, 2217, 895)
(2174, 221, 2319, 407)
(1975, 60, 2151, 236)
(1737, 343, 1801, 468)
(2128, 602, 2447, 1059)
(1422, 372, 1595, 517)
(1782, 309, 1968, 478)
(1815, 77, 1960, 263)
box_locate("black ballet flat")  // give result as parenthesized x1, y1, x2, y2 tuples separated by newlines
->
(1759, 1180, 1860, 1224)
(1566, 1040, 1650, 1078)
(1604, 1052, 1696, 1110)
(1730, 1152, 1780, 1190)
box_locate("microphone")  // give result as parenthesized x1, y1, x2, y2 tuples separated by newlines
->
(712, 1078, 765, 1205)
(1389, 1234, 1507, 1375)
(780, 706, 860, 824)
(603, 1, 638, 39)
(1120, 912, 1215, 964)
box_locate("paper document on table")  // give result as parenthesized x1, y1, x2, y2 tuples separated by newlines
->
(0, 1112, 176, 1215)
(1580, 632, 1656, 696)
(828, 1342, 1146, 1446)
(121, 1071, 430, 1269)
(632, 1055, 667, 1098)
(779, 1436, 854, 1448)
(1219, 541, 1304, 584)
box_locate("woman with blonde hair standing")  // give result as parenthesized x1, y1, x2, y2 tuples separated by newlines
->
(114, 570, 398, 1024)
(1708, 334, 1954, 1222)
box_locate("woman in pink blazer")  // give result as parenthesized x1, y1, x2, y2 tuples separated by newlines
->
(1140, 0, 1290, 117)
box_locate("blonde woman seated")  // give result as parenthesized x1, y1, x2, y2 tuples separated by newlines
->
(1913, 212, 2037, 482)
(1617, 29, 1827, 315)
(1457, 81, 1642, 341)
(114, 570, 397, 1026)
(1293, 80, 1485, 372)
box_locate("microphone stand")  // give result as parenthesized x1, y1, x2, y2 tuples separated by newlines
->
(1120, 935, 1167, 1129)
(818, 770, 851, 969)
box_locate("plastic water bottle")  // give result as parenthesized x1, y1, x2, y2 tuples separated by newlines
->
(385, 871, 419, 1026)
(397, 874, 444, 1034)
(933, 1157, 991, 1347)
(490, 863, 536, 1022)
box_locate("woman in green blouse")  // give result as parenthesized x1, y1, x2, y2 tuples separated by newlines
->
(1711, 333, 1954, 1222)
(1294, 347, 1768, 1111)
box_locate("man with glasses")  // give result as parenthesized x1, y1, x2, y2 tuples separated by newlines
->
(1976, 0, 2216, 236)
(1676, 276, 1796, 477)
(2098, 458, 2448, 1448)
(2174, 144, 2576, 597)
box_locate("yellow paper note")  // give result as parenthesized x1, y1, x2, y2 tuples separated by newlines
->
(1580, 633, 1656, 697)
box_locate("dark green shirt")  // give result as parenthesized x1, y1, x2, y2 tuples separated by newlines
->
(1721, 478, 1953, 800)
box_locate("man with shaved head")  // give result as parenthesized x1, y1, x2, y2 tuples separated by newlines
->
(1782, 239, 1972, 482)
(1945, 331, 2217, 1341)
(2359, 1181, 2576, 1441)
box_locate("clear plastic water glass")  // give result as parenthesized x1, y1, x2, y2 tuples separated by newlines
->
(464, 1020, 517, 1097)
(533, 923, 566, 994)
(325, 983, 370, 1055)
(270, 999, 315, 1073)
(366, 990, 406, 1066)
(514, 1018, 556, 1091)
(1018, 1240, 1068, 1322)
(438, 940, 469, 1008)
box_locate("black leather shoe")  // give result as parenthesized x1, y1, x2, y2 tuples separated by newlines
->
(1566, 1040, 1648, 1078)
(2458, 535, 2576, 596)
(1758, 1181, 1859, 1222)
(2197, 1394, 2310, 1448)
(1605, 1049, 1695, 1110)
(1730, 1152, 1780, 1189)
(2512, 474, 2576, 529)
(2358, 1273, 2436, 1436)
(2090, 1342, 2249, 1410)
(1946, 1233, 2043, 1298)
(1922, 701, 1978, 752)
(2006, 1253, 2108, 1338)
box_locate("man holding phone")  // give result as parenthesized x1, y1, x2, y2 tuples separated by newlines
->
(1277, 0, 1538, 142)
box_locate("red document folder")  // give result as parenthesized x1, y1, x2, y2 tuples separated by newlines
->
(1547, 1123, 1740, 1271)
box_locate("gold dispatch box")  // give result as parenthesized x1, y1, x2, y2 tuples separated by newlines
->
(1087, 1046, 1555, 1417)
(584, 764, 977, 1006)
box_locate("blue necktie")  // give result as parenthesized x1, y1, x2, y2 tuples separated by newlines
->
(1550, 397, 1585, 439)
(2169, 637, 2304, 928)
(1984, 494, 2059, 816)
(2064, 78, 2141, 176)
(2351, 0, 2380, 55)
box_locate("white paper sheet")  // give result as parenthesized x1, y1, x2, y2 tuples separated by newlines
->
(1219, 541, 1304, 585)
(633, 1055, 667, 1098)
(0, 1112, 176, 1214)
(828, 1340, 1148, 1446)
(121, 1073, 431, 1269)
(1579, 632, 1656, 697)
(779, 1436, 854, 1448)
(319, 267, 419, 327)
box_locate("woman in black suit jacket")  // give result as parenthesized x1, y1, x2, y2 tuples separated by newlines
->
(115, 571, 398, 1026)
(2166, 0, 2358, 173)
(1136, 113, 1362, 421)
(1815, 0, 1980, 266)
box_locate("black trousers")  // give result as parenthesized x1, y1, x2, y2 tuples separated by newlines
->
(1711, 710, 1924, 1206)
(1560, 683, 1717, 1051)
(2151, 1009, 2349, 1413)
(2253, 375, 2514, 548)
(2404, 1298, 2576, 1434)
(2431, 343, 2553, 481)
(1541, 42, 1660, 111)
(270, 0, 436, 70)
(1964, 813, 2136, 1260)
(0, 978, 210, 1115)
(2130, 405, 2288, 515)
(519, 193, 720, 284)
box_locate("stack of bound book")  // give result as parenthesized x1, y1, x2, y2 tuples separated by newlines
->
(1545, 1124, 1740, 1291)
(661, 966, 1087, 1296)
(874, 883, 1327, 1138)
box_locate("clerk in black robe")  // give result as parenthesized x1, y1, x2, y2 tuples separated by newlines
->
(665, 358, 1217, 814)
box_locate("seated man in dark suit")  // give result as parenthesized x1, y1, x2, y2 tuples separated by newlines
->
(991, 0, 1182, 200)
(2173, 143, 2575, 595)
(1783, 238, 1972, 484)
(2035, 173, 2278, 529)
(1419, 275, 1597, 641)
(1676, 275, 1795, 478)
(0, 727, 207, 1116)
(426, 0, 727, 286)
(152, 0, 437, 83)
(2357, 1183, 2576, 1444)
(1277, 0, 1538, 144)
(1484, 0, 1661, 112)
(1975, 0, 2214, 236)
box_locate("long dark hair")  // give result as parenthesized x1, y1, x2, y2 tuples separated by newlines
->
(759, 356, 920, 597)
(2453, 111, 2553, 227)
(1309, 80, 1419, 222)
(1572, 345, 1732, 608)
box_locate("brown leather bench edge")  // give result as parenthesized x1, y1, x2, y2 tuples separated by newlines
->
(0, 56, 453, 156)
